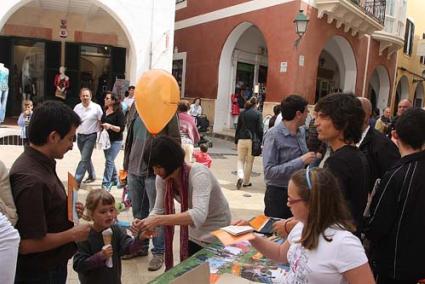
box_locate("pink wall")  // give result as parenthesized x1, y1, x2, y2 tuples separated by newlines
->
(174, 1, 397, 103)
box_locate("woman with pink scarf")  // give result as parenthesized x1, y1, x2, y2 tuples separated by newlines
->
(177, 100, 200, 163)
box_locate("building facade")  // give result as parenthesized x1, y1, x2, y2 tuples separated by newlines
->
(0, 0, 175, 116)
(173, 0, 406, 132)
(392, 0, 425, 112)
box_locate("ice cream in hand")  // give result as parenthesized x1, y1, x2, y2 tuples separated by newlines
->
(102, 228, 113, 268)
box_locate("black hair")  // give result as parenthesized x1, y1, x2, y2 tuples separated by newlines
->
(28, 100, 81, 146)
(200, 143, 208, 153)
(128, 86, 135, 90)
(314, 93, 364, 144)
(104, 91, 122, 113)
(395, 108, 425, 150)
(143, 136, 185, 177)
(192, 97, 201, 105)
(280, 94, 308, 120)
(273, 104, 281, 116)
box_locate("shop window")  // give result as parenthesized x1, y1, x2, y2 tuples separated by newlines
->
(172, 52, 186, 97)
(403, 19, 414, 56)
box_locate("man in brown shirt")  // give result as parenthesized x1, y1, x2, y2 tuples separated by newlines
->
(10, 101, 91, 283)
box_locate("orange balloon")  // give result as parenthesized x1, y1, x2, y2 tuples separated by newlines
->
(134, 69, 180, 135)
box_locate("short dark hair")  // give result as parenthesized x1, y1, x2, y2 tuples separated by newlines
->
(314, 93, 364, 144)
(28, 101, 81, 146)
(273, 104, 281, 116)
(200, 143, 208, 153)
(244, 97, 257, 109)
(128, 85, 135, 90)
(177, 100, 190, 112)
(143, 136, 185, 177)
(395, 108, 425, 150)
(281, 94, 308, 120)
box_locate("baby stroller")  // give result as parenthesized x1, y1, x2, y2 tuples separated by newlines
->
(195, 115, 213, 148)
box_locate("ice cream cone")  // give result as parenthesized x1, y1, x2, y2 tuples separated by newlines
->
(102, 228, 113, 268)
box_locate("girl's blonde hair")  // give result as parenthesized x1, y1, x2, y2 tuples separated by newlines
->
(83, 189, 116, 221)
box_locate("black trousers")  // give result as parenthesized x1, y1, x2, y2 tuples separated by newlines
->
(264, 184, 292, 219)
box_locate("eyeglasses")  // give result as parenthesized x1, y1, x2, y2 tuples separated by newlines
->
(287, 197, 304, 205)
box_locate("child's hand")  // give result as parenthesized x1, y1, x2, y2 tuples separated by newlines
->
(137, 229, 157, 240)
(102, 244, 113, 258)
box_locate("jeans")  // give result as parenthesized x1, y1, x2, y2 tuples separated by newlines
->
(75, 133, 97, 184)
(102, 140, 122, 186)
(237, 139, 255, 184)
(0, 89, 8, 123)
(15, 263, 67, 284)
(264, 185, 292, 219)
(128, 174, 164, 254)
(0, 214, 20, 284)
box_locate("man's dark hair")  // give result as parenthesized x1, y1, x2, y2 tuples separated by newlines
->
(28, 101, 81, 146)
(273, 104, 281, 116)
(395, 108, 425, 150)
(128, 85, 135, 90)
(143, 136, 185, 177)
(280, 94, 308, 121)
(314, 93, 364, 144)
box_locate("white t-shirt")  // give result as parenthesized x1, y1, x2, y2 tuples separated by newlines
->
(73, 102, 103, 135)
(284, 222, 368, 284)
(123, 96, 134, 109)
(189, 104, 202, 117)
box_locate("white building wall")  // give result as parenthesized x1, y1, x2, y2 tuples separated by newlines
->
(0, 0, 176, 83)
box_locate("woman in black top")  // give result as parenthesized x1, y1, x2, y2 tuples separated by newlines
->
(101, 91, 125, 191)
(234, 97, 263, 189)
(314, 93, 369, 235)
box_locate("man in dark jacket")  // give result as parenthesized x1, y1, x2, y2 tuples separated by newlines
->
(358, 98, 400, 193)
(235, 97, 263, 189)
(366, 108, 425, 284)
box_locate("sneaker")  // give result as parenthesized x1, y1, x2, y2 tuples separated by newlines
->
(236, 178, 243, 190)
(82, 177, 96, 184)
(121, 248, 148, 260)
(242, 183, 252, 187)
(148, 254, 164, 271)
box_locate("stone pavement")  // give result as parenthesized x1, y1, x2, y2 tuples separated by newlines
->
(0, 127, 267, 284)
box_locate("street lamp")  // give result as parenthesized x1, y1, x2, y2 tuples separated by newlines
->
(294, 10, 309, 47)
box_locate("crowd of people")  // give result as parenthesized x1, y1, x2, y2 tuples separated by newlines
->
(0, 85, 424, 284)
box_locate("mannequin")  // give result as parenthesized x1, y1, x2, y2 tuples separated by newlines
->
(54, 66, 70, 100)
(21, 58, 35, 101)
(0, 63, 9, 123)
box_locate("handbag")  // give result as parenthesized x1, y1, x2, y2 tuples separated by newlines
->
(97, 129, 111, 150)
(250, 130, 262, 156)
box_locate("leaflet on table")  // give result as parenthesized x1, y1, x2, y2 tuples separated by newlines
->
(249, 215, 281, 235)
(67, 172, 79, 225)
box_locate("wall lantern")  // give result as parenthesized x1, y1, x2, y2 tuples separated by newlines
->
(294, 10, 309, 47)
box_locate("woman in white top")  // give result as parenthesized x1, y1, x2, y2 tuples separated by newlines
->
(131, 135, 231, 270)
(249, 168, 375, 284)
(189, 98, 202, 117)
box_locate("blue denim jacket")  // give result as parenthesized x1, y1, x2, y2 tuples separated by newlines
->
(262, 122, 308, 187)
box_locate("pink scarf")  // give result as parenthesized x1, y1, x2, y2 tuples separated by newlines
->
(164, 163, 191, 270)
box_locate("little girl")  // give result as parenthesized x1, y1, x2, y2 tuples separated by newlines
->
(17, 100, 33, 145)
(73, 189, 150, 284)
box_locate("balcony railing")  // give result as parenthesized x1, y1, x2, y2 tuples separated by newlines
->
(351, 0, 386, 25)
